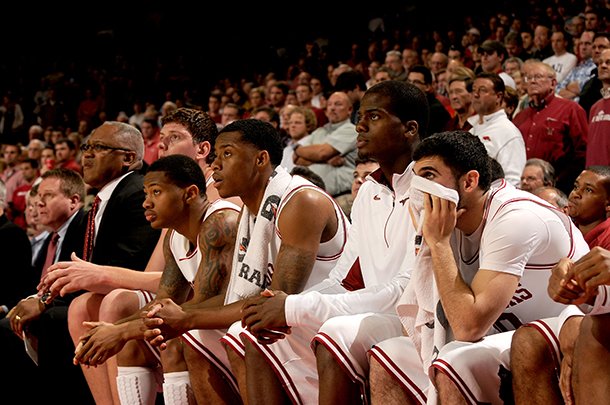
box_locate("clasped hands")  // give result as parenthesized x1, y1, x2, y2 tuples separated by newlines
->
(548, 247, 610, 305)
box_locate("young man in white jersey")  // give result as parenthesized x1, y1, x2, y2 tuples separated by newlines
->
(72, 154, 240, 404)
(367, 130, 588, 404)
(237, 80, 430, 404)
(141, 118, 349, 404)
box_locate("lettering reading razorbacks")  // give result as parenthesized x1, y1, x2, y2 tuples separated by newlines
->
(238, 262, 274, 289)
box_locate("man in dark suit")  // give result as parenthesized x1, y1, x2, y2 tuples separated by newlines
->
(1, 168, 91, 404)
(40, 121, 160, 404)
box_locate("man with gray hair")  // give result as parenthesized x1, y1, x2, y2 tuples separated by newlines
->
(520, 157, 556, 192)
(40, 121, 160, 402)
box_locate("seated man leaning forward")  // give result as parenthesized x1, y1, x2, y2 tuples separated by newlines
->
(72, 154, 240, 404)
(367, 131, 588, 405)
(142, 119, 350, 404)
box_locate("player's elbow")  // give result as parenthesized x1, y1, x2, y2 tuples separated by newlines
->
(452, 322, 488, 342)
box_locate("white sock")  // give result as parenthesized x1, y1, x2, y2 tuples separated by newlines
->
(116, 366, 158, 405)
(163, 371, 196, 405)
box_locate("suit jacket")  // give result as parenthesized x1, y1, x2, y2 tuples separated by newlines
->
(0, 214, 34, 310)
(90, 171, 160, 270)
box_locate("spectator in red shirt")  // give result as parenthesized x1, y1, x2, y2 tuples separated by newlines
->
(513, 61, 588, 195)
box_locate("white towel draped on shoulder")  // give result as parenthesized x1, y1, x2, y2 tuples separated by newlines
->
(224, 166, 293, 304)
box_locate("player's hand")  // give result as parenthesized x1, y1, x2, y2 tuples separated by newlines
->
(241, 289, 289, 337)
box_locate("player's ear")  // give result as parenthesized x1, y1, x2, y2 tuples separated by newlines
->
(462, 169, 480, 192)
(256, 150, 269, 166)
(184, 184, 200, 203)
(197, 141, 211, 161)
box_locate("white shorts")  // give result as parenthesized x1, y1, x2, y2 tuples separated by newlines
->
(227, 320, 319, 405)
(370, 309, 582, 405)
(432, 311, 578, 405)
(225, 313, 402, 405)
(314, 313, 403, 404)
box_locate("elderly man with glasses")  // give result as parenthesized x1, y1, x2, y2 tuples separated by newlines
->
(513, 60, 588, 196)
(39, 121, 161, 403)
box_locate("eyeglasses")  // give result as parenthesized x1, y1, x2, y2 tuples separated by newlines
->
(408, 79, 426, 86)
(524, 74, 554, 83)
(80, 143, 133, 154)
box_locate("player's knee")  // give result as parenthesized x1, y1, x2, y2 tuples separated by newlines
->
(511, 326, 547, 366)
(99, 289, 139, 321)
(161, 339, 186, 371)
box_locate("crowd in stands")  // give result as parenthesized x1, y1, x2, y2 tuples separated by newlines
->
(1, 0, 610, 404)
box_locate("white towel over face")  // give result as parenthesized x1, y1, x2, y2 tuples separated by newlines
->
(396, 176, 459, 372)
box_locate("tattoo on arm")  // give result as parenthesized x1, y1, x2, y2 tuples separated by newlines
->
(193, 210, 238, 302)
(157, 230, 192, 303)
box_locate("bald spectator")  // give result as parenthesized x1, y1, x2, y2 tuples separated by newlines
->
(293, 91, 357, 200)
